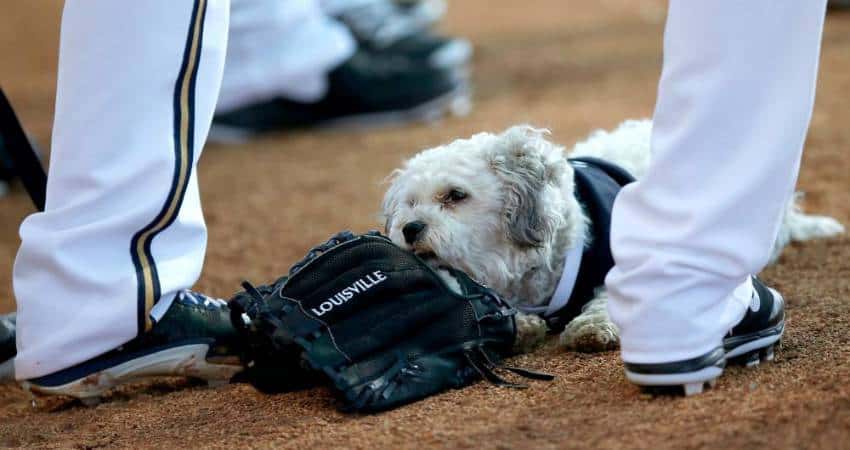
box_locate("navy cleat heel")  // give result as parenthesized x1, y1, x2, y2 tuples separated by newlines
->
(723, 277, 784, 367)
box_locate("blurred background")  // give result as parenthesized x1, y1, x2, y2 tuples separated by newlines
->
(1, 1, 850, 447)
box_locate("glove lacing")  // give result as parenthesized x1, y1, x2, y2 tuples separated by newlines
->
(288, 230, 384, 277)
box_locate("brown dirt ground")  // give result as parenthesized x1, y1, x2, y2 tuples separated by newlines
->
(2, 1, 850, 449)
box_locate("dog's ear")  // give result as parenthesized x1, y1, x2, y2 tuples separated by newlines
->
(488, 125, 568, 248)
(380, 168, 405, 233)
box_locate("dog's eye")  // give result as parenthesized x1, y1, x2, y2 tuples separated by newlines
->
(446, 189, 468, 203)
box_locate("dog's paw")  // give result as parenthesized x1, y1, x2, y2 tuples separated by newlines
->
(559, 314, 619, 353)
(512, 313, 548, 354)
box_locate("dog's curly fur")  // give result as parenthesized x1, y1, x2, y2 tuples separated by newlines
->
(383, 120, 844, 354)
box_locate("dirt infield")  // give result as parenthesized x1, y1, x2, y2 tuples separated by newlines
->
(2, 1, 850, 448)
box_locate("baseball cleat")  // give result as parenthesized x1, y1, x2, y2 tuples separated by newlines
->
(21, 291, 243, 404)
(209, 48, 469, 142)
(624, 276, 784, 396)
(0, 313, 16, 382)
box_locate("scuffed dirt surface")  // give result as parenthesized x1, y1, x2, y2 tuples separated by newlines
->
(1, 1, 850, 448)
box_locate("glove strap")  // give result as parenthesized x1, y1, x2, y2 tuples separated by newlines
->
(463, 348, 528, 388)
(229, 281, 267, 330)
(465, 346, 555, 388)
(230, 281, 291, 341)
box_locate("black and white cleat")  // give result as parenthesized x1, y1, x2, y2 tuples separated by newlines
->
(21, 381, 101, 409)
(625, 276, 785, 397)
(20, 290, 243, 405)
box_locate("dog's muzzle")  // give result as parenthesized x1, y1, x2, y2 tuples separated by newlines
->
(402, 221, 427, 244)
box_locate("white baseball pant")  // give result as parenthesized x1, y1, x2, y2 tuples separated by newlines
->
(14, 0, 356, 380)
(13, 0, 230, 379)
(606, 0, 828, 363)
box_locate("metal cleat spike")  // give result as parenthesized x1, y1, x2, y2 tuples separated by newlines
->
(80, 396, 101, 407)
(19, 382, 38, 409)
(745, 353, 760, 368)
(683, 382, 705, 396)
(707, 378, 717, 388)
(26, 391, 38, 410)
(762, 346, 775, 362)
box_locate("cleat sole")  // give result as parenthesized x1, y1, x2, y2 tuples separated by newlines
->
(626, 365, 723, 389)
(683, 382, 704, 396)
(725, 331, 783, 359)
(23, 344, 241, 402)
(727, 336, 782, 369)
(642, 378, 718, 397)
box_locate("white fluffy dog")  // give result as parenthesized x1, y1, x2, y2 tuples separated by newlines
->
(381, 120, 844, 353)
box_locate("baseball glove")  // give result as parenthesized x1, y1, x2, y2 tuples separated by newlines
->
(229, 231, 552, 412)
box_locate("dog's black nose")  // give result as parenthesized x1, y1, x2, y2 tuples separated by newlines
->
(402, 221, 427, 244)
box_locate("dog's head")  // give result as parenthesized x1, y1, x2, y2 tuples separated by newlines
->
(382, 125, 583, 296)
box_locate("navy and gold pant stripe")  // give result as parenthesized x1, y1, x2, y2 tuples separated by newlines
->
(130, 0, 208, 333)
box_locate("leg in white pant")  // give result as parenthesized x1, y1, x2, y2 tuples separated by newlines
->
(606, 0, 827, 364)
(14, 0, 229, 380)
